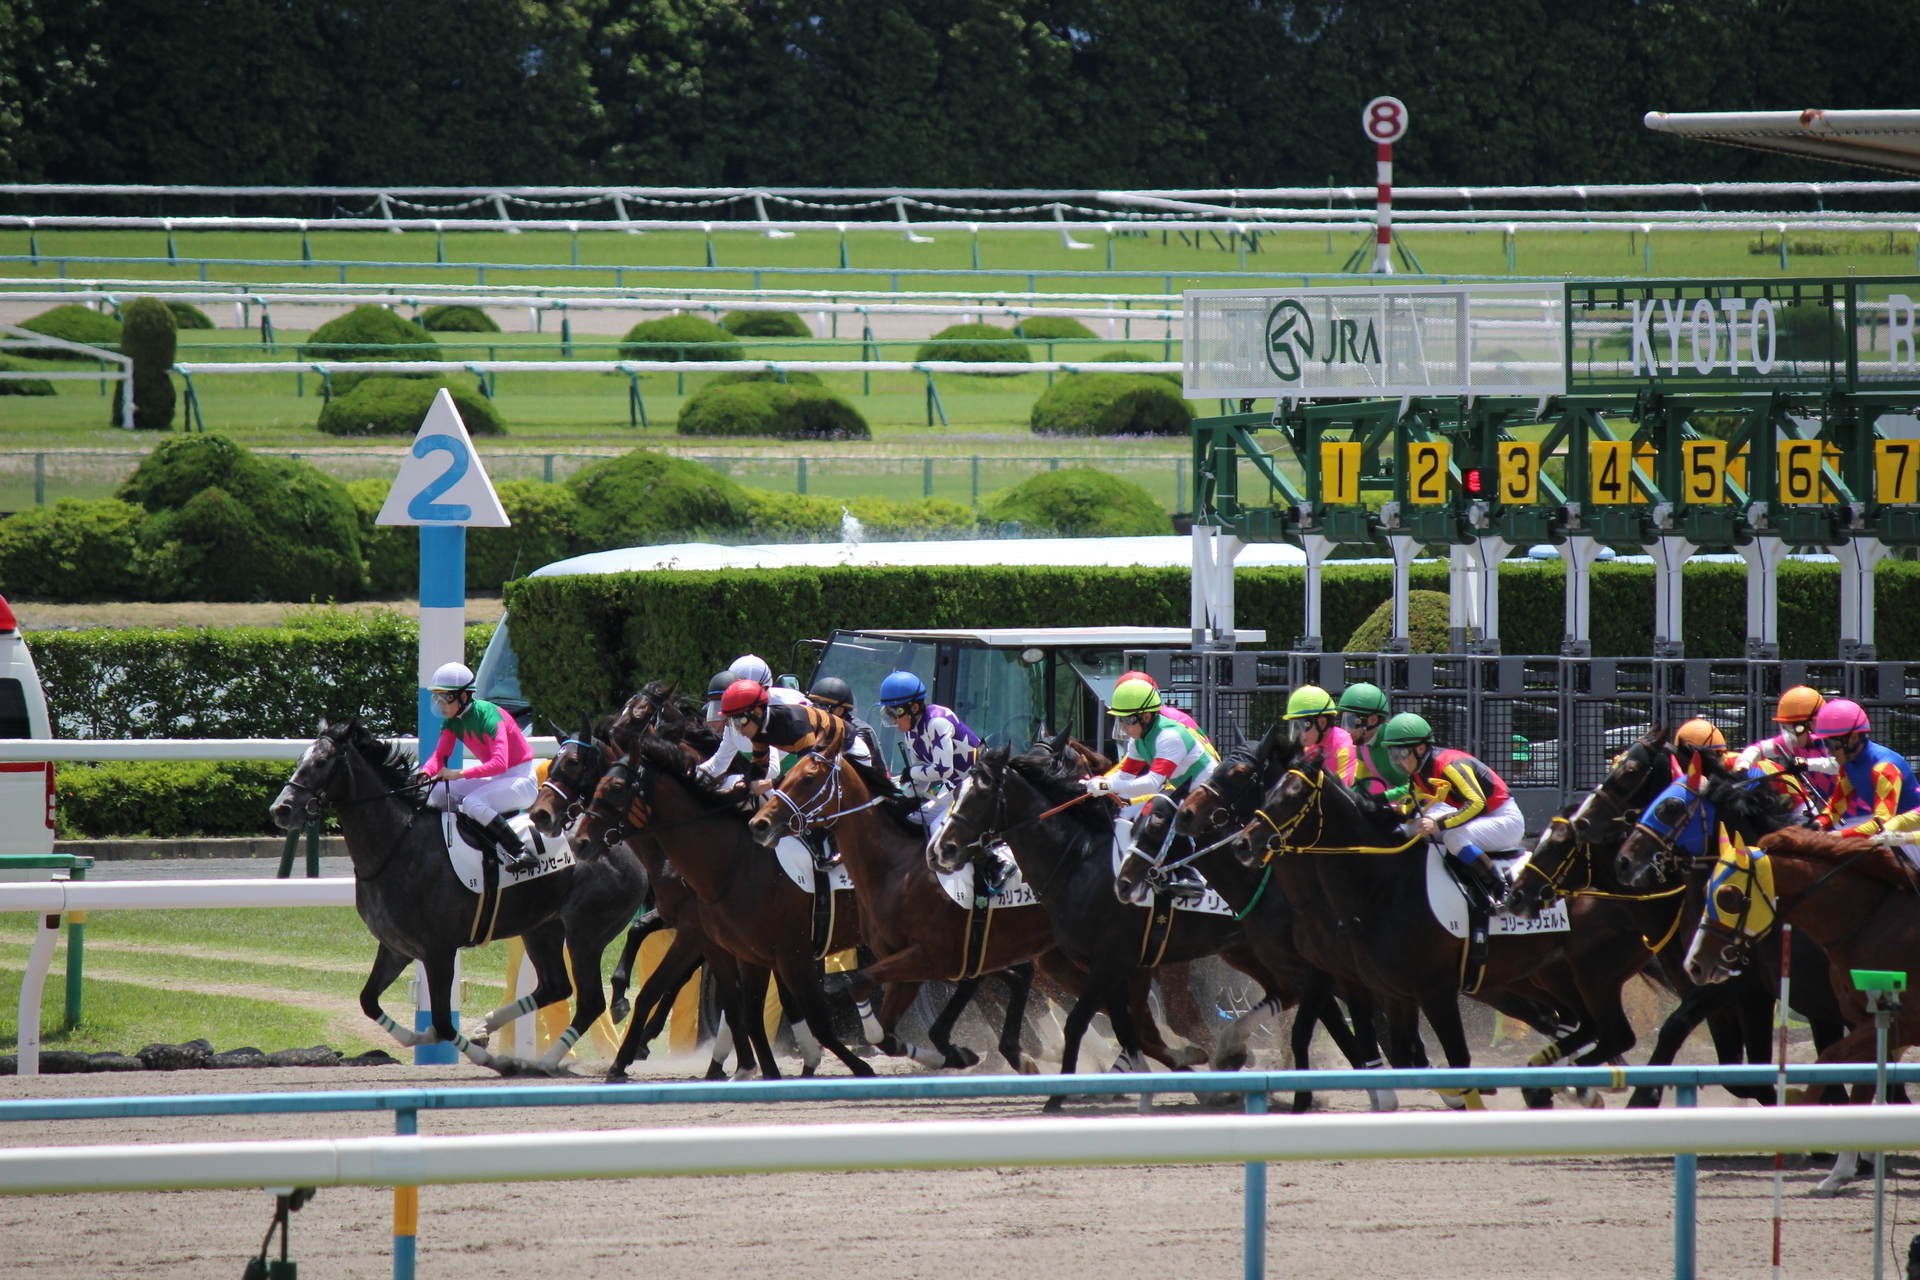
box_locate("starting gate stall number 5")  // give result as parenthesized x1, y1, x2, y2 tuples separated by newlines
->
(1497, 442, 1539, 504)
(1320, 442, 1364, 505)
(1879, 441, 1920, 505)
(1682, 440, 1727, 505)
(1408, 441, 1450, 504)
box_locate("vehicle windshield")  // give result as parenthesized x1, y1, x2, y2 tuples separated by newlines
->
(810, 634, 939, 765)
(954, 645, 1046, 751)
(474, 617, 527, 713)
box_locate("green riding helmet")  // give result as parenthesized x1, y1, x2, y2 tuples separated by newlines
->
(1376, 712, 1435, 752)
(1109, 678, 1163, 717)
(1338, 682, 1391, 718)
(1282, 685, 1339, 720)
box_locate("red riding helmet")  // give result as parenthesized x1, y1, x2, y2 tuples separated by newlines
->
(720, 679, 769, 717)
(1808, 698, 1870, 741)
(1118, 670, 1160, 689)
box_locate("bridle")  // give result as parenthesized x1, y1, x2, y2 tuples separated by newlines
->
(1697, 835, 1891, 971)
(1570, 740, 1664, 836)
(1238, 768, 1420, 862)
(278, 731, 428, 880)
(761, 752, 884, 836)
(537, 738, 603, 825)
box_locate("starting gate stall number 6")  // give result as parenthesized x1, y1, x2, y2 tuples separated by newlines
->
(1878, 440, 1920, 505)
(1407, 441, 1450, 504)
(1778, 440, 1825, 505)
(1497, 442, 1539, 504)
(1320, 442, 1363, 504)
(1682, 440, 1727, 505)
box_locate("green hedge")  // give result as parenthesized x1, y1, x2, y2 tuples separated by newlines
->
(166, 302, 215, 330)
(0, 356, 56, 396)
(1030, 372, 1191, 436)
(1016, 315, 1096, 340)
(56, 761, 296, 838)
(317, 377, 506, 437)
(915, 323, 1030, 365)
(980, 468, 1168, 536)
(110, 297, 176, 431)
(0, 498, 146, 599)
(744, 490, 979, 540)
(722, 310, 810, 337)
(18, 304, 121, 357)
(676, 379, 869, 439)
(33, 612, 496, 741)
(567, 449, 752, 549)
(301, 305, 437, 362)
(619, 315, 739, 361)
(419, 304, 500, 333)
(1344, 590, 1452, 653)
(500, 560, 1920, 728)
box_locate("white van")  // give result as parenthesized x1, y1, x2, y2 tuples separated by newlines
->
(0, 594, 55, 856)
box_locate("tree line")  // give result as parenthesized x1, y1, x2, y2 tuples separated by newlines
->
(2, 0, 1911, 191)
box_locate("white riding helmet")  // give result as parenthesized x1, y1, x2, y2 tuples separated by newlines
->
(729, 654, 774, 685)
(429, 661, 476, 692)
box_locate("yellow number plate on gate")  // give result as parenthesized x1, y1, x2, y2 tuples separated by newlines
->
(1408, 441, 1450, 504)
(1320, 442, 1362, 505)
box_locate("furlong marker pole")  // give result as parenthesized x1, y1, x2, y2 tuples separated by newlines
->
(1373, 142, 1394, 275)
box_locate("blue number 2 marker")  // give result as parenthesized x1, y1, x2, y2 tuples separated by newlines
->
(407, 435, 473, 522)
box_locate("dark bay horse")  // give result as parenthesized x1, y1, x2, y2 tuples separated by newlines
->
(270, 719, 647, 1074)
(934, 737, 1292, 1109)
(579, 732, 876, 1078)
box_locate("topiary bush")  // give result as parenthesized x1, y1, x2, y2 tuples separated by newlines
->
(345, 478, 417, 594)
(677, 379, 869, 440)
(301, 305, 438, 362)
(119, 436, 366, 602)
(916, 323, 1030, 366)
(743, 490, 980, 541)
(166, 302, 214, 330)
(419, 304, 501, 333)
(1344, 590, 1453, 654)
(1093, 350, 1181, 383)
(1015, 315, 1096, 340)
(17, 304, 121, 358)
(56, 760, 297, 838)
(619, 315, 739, 361)
(722, 310, 810, 338)
(980, 468, 1169, 537)
(317, 378, 505, 437)
(470, 480, 581, 589)
(567, 450, 752, 549)
(0, 356, 55, 395)
(110, 297, 176, 431)
(0, 498, 148, 599)
(704, 370, 822, 389)
(1030, 372, 1192, 436)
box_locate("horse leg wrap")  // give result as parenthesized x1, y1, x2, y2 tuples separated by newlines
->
(1527, 1043, 1564, 1067)
(538, 1026, 582, 1071)
(452, 1031, 490, 1066)
(904, 1041, 946, 1069)
(472, 994, 539, 1041)
(791, 1018, 823, 1073)
(1811, 1151, 1862, 1197)
(852, 998, 885, 1045)
(377, 1013, 425, 1048)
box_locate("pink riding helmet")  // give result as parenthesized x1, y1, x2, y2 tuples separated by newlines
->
(1808, 698, 1870, 740)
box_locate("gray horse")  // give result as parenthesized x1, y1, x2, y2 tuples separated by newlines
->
(271, 719, 648, 1074)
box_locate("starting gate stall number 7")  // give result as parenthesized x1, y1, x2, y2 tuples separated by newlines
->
(1320, 442, 1363, 505)
(1407, 441, 1450, 504)
(1879, 441, 1920, 505)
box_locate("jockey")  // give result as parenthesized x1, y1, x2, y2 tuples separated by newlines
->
(419, 661, 540, 873)
(1670, 720, 1734, 783)
(1377, 712, 1523, 914)
(807, 675, 881, 768)
(1284, 686, 1359, 786)
(1338, 682, 1402, 798)
(702, 670, 735, 730)
(1083, 678, 1217, 899)
(1808, 699, 1920, 837)
(1117, 670, 1203, 735)
(696, 679, 847, 794)
(879, 670, 980, 801)
(1734, 685, 1840, 807)
(731, 653, 807, 707)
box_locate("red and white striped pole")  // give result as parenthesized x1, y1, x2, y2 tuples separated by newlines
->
(1362, 96, 1408, 275)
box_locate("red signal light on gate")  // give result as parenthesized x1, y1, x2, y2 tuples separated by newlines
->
(1463, 467, 1487, 496)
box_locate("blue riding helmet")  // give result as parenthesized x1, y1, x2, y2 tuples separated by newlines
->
(878, 670, 929, 706)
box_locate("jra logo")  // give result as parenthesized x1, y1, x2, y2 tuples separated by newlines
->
(1265, 300, 1313, 381)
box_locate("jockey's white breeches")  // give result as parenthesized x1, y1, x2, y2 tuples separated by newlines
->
(1421, 797, 1526, 858)
(427, 761, 539, 825)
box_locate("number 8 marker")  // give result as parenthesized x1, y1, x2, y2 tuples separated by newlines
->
(1363, 96, 1408, 144)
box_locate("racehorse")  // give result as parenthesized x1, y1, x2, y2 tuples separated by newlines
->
(270, 719, 647, 1074)
(579, 731, 876, 1078)
(530, 726, 765, 1080)
(934, 736, 1292, 1109)
(1228, 757, 1649, 1107)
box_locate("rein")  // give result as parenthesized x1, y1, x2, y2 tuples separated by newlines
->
(1249, 769, 1422, 860)
(765, 753, 886, 835)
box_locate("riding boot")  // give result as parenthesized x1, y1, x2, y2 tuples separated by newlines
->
(1457, 851, 1509, 915)
(486, 815, 539, 874)
(972, 847, 1007, 899)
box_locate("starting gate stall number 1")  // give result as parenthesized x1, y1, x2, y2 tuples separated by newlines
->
(1320, 442, 1363, 504)
(1879, 440, 1920, 505)
(1407, 441, 1450, 503)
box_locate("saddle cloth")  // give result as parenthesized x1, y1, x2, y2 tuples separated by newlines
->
(1110, 846, 1234, 916)
(1424, 844, 1569, 939)
(933, 843, 1039, 910)
(444, 811, 572, 893)
(772, 836, 854, 895)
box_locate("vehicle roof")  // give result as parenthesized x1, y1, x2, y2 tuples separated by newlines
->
(836, 626, 1267, 646)
(528, 535, 1308, 577)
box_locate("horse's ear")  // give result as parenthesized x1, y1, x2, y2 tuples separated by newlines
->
(318, 716, 330, 734)
(579, 713, 593, 743)
(1046, 727, 1071, 753)
(1257, 721, 1281, 760)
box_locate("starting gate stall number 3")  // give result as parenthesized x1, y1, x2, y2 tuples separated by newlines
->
(1497, 441, 1539, 504)
(1682, 440, 1727, 505)
(1407, 441, 1450, 504)
(1320, 442, 1363, 504)
(1879, 440, 1920, 505)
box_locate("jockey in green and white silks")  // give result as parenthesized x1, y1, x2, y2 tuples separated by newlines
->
(420, 661, 539, 873)
(1084, 678, 1217, 900)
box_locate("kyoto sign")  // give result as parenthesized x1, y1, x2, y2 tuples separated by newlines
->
(1183, 283, 1565, 399)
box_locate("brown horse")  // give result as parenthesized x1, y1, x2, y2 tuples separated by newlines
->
(578, 732, 875, 1078)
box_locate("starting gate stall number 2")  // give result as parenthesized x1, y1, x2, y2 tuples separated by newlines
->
(1408, 441, 1450, 503)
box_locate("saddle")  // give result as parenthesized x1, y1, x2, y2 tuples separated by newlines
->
(446, 811, 565, 947)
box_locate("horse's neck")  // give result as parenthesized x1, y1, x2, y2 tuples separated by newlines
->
(647, 775, 744, 899)
(1192, 841, 1263, 904)
(999, 778, 1096, 890)
(827, 771, 921, 886)
(336, 748, 420, 868)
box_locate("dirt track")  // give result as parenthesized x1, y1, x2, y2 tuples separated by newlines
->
(1, 1056, 1907, 1280)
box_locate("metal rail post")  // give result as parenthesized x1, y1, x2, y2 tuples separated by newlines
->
(1244, 1088, 1268, 1280)
(1675, 1084, 1697, 1280)
(63, 863, 84, 1028)
(393, 1107, 418, 1280)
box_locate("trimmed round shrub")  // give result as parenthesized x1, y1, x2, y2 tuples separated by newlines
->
(705, 370, 822, 389)
(166, 302, 215, 330)
(1030, 372, 1192, 437)
(110, 297, 176, 431)
(567, 450, 752, 549)
(420, 304, 500, 333)
(744, 490, 979, 541)
(18, 304, 121, 359)
(301, 305, 438, 362)
(119, 435, 366, 602)
(317, 377, 506, 437)
(619, 315, 739, 362)
(345, 478, 416, 594)
(469, 480, 581, 589)
(980, 468, 1169, 537)
(677, 380, 869, 440)
(915, 323, 1030, 366)
(1093, 349, 1181, 383)
(722, 310, 810, 338)
(0, 355, 55, 395)
(1015, 315, 1096, 341)
(1345, 590, 1452, 654)
(0, 498, 147, 598)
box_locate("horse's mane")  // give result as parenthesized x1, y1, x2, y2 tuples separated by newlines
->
(345, 722, 416, 791)
(1757, 828, 1919, 890)
(1001, 742, 1113, 842)
(633, 731, 735, 812)
(1699, 765, 1798, 838)
(841, 751, 922, 825)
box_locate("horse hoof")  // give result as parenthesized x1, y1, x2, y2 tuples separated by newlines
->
(849, 1060, 877, 1078)
(820, 970, 854, 996)
(609, 998, 631, 1025)
(944, 1045, 981, 1070)
(466, 1028, 491, 1048)
(1438, 1090, 1468, 1111)
(704, 1062, 728, 1081)
(1042, 1095, 1066, 1114)
(1015, 1055, 1042, 1076)
(1210, 1050, 1248, 1074)
(1289, 1092, 1313, 1114)
(604, 1066, 630, 1083)
(1521, 1086, 1555, 1110)
(1625, 1088, 1659, 1109)
(1172, 1046, 1208, 1069)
